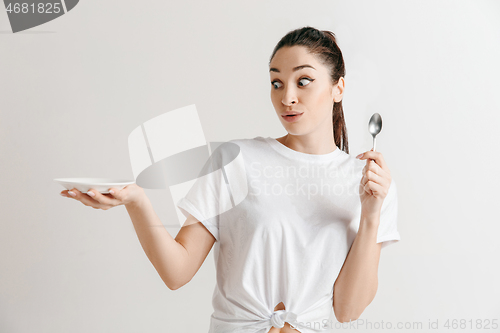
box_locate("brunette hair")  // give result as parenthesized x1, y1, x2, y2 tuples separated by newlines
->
(269, 26, 349, 154)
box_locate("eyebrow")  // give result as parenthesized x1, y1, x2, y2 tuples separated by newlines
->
(269, 64, 316, 73)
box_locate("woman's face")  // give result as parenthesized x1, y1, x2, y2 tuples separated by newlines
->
(269, 45, 344, 136)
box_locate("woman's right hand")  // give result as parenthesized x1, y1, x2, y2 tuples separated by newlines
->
(60, 183, 145, 210)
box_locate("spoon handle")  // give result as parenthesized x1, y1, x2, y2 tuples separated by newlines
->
(372, 136, 377, 152)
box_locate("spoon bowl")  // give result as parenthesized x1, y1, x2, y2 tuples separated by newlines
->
(368, 113, 383, 151)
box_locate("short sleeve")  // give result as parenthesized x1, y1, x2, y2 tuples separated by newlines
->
(176, 156, 228, 243)
(175, 141, 248, 242)
(376, 178, 401, 249)
(177, 190, 221, 242)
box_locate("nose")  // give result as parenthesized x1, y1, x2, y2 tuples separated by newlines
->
(281, 86, 297, 106)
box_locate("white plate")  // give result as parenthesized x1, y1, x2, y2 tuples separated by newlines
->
(54, 178, 135, 194)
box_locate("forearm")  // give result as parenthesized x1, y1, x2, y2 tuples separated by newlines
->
(333, 215, 382, 322)
(125, 195, 188, 290)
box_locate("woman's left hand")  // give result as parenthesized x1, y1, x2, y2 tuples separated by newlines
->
(356, 149, 392, 224)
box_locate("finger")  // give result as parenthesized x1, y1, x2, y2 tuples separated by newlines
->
(364, 180, 385, 198)
(363, 158, 383, 176)
(357, 150, 388, 171)
(68, 188, 103, 207)
(365, 160, 391, 183)
(365, 163, 391, 186)
(363, 169, 385, 187)
(86, 189, 121, 206)
(359, 177, 373, 195)
(107, 187, 128, 202)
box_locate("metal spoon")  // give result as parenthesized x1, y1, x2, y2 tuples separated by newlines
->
(368, 113, 382, 153)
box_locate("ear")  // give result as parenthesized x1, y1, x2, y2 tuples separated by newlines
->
(332, 77, 345, 103)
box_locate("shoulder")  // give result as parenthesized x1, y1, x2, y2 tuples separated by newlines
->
(335, 149, 365, 178)
(207, 136, 267, 164)
(226, 136, 268, 148)
(213, 136, 269, 155)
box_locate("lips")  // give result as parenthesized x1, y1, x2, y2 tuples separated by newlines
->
(281, 113, 303, 123)
(282, 111, 304, 116)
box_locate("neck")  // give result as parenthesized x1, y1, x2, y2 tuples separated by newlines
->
(276, 132, 338, 155)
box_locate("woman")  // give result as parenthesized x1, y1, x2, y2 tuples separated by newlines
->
(61, 26, 400, 333)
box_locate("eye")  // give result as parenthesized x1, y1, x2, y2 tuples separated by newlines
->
(298, 77, 313, 87)
(271, 77, 314, 90)
(271, 80, 282, 89)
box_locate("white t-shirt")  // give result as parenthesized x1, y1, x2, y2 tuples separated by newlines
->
(176, 136, 400, 333)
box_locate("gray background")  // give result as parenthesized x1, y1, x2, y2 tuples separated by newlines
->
(1, 0, 499, 332)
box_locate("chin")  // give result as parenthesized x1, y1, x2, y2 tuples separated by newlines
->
(283, 127, 305, 136)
